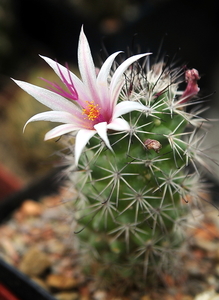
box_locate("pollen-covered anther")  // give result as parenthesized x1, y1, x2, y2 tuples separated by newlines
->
(82, 101, 101, 121)
(144, 139, 162, 153)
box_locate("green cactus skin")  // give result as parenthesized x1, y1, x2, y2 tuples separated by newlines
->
(64, 60, 211, 288)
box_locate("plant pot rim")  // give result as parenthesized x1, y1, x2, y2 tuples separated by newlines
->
(0, 258, 56, 300)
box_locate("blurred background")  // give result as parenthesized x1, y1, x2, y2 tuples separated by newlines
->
(0, 0, 219, 199)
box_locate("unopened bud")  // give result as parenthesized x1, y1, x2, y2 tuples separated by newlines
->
(144, 139, 162, 153)
(179, 68, 200, 104)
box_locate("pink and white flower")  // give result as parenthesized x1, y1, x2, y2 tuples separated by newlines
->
(13, 27, 150, 165)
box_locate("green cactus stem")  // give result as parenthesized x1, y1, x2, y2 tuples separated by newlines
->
(64, 60, 211, 288)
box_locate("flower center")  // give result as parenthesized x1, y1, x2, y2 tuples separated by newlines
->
(82, 101, 101, 121)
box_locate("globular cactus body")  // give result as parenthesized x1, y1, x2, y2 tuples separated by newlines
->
(70, 70, 193, 281)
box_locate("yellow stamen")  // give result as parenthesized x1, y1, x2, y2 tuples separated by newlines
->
(82, 101, 100, 121)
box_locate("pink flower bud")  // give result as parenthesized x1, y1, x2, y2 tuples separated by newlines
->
(179, 68, 200, 104)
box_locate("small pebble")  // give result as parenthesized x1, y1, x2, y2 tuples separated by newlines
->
(55, 292, 80, 300)
(19, 247, 51, 276)
(20, 200, 43, 216)
(140, 296, 152, 300)
(194, 290, 219, 300)
(32, 276, 49, 291)
(46, 274, 78, 290)
(92, 290, 107, 300)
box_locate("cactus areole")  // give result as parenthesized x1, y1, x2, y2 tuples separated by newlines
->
(14, 27, 212, 288)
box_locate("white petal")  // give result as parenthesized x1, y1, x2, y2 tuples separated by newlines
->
(113, 101, 149, 119)
(13, 79, 80, 113)
(94, 122, 113, 151)
(45, 124, 80, 140)
(110, 53, 151, 107)
(78, 26, 98, 100)
(75, 129, 96, 166)
(24, 111, 77, 131)
(107, 118, 130, 131)
(97, 51, 122, 85)
(39, 55, 90, 105)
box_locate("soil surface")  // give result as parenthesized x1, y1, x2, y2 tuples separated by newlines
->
(1, 187, 219, 300)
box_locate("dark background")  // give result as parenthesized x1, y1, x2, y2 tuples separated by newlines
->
(1, 0, 219, 94)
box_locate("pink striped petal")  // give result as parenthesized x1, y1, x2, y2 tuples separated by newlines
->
(13, 80, 80, 113)
(78, 26, 98, 101)
(40, 55, 91, 106)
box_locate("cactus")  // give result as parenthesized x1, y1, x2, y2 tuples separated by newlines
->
(13, 27, 213, 289)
